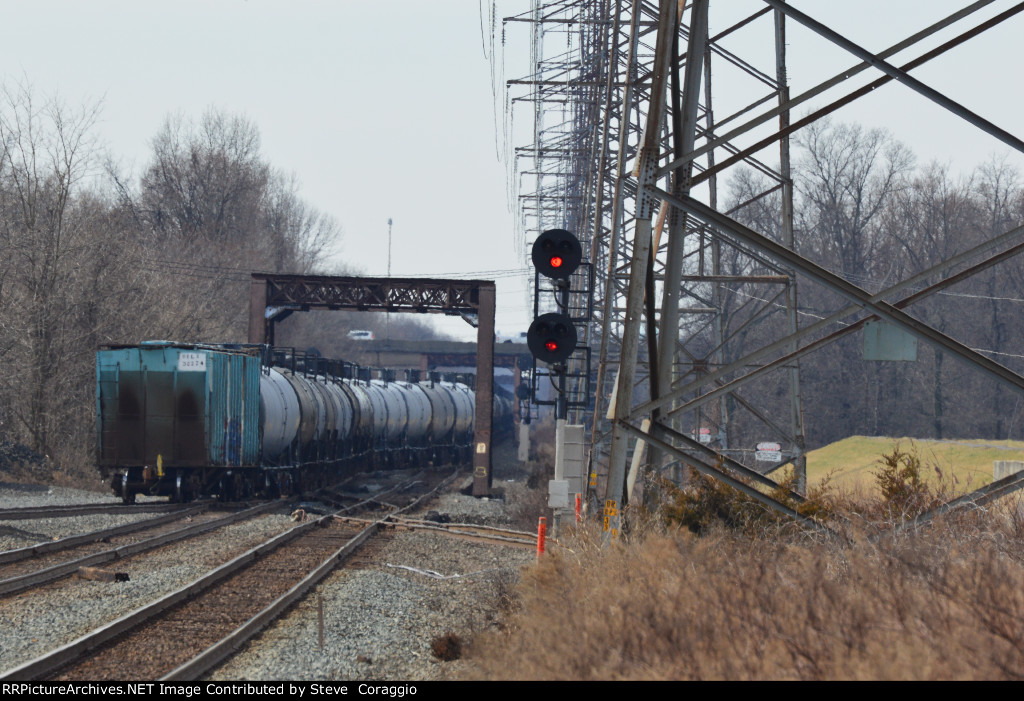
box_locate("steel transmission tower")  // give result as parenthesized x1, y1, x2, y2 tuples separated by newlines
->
(497, 0, 1024, 525)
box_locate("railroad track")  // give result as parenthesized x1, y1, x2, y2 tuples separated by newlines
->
(0, 502, 198, 521)
(337, 514, 539, 549)
(0, 502, 280, 597)
(1, 468, 459, 681)
(0, 505, 210, 566)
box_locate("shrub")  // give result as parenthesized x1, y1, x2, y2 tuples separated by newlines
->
(659, 463, 835, 537)
(873, 443, 942, 519)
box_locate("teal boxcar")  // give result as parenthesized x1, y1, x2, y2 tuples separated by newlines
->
(96, 342, 261, 501)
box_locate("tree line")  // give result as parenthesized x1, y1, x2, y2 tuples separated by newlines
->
(718, 119, 1024, 452)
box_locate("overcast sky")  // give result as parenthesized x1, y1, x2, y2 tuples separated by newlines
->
(2, 1, 1022, 341)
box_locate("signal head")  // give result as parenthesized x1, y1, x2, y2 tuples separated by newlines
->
(532, 229, 582, 279)
(527, 312, 578, 365)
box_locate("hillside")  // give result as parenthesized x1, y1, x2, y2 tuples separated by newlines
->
(804, 435, 1024, 497)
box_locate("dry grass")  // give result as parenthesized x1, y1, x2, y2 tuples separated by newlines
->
(466, 445, 1024, 680)
(467, 515, 1024, 679)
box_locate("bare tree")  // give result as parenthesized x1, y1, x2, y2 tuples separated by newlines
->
(884, 163, 978, 438)
(131, 109, 342, 339)
(257, 171, 338, 274)
(0, 81, 101, 457)
(969, 157, 1024, 439)
(795, 119, 915, 285)
(0, 99, 347, 480)
(140, 110, 268, 242)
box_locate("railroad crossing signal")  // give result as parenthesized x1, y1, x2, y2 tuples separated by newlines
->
(527, 312, 577, 365)
(532, 228, 582, 280)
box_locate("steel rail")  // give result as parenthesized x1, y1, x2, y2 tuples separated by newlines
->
(0, 505, 208, 565)
(0, 471, 417, 681)
(386, 514, 536, 538)
(344, 514, 539, 548)
(0, 502, 279, 598)
(6, 471, 446, 678)
(389, 525, 536, 549)
(0, 502, 302, 681)
(0, 501, 195, 521)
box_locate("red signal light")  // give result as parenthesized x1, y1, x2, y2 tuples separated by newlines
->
(532, 229, 581, 279)
(528, 312, 578, 365)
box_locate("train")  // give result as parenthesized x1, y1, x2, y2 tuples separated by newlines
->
(95, 341, 512, 503)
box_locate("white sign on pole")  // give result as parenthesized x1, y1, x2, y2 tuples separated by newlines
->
(755, 442, 782, 462)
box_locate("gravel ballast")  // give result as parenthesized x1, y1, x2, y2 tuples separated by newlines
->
(210, 485, 539, 681)
(0, 486, 164, 552)
(0, 456, 546, 681)
(0, 486, 297, 673)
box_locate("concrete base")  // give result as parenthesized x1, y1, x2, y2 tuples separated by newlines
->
(994, 460, 1024, 480)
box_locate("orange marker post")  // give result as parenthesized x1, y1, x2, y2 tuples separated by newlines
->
(575, 493, 582, 523)
(536, 517, 546, 558)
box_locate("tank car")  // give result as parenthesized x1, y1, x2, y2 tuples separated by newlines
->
(96, 342, 511, 503)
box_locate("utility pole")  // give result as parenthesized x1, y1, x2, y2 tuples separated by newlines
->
(386, 217, 393, 341)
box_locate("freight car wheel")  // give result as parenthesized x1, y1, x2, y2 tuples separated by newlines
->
(261, 473, 279, 499)
(121, 472, 136, 505)
(238, 472, 255, 500)
(218, 472, 249, 502)
(173, 473, 188, 503)
(218, 476, 232, 502)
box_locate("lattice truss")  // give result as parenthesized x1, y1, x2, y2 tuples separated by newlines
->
(261, 276, 486, 314)
(496, 0, 1024, 510)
